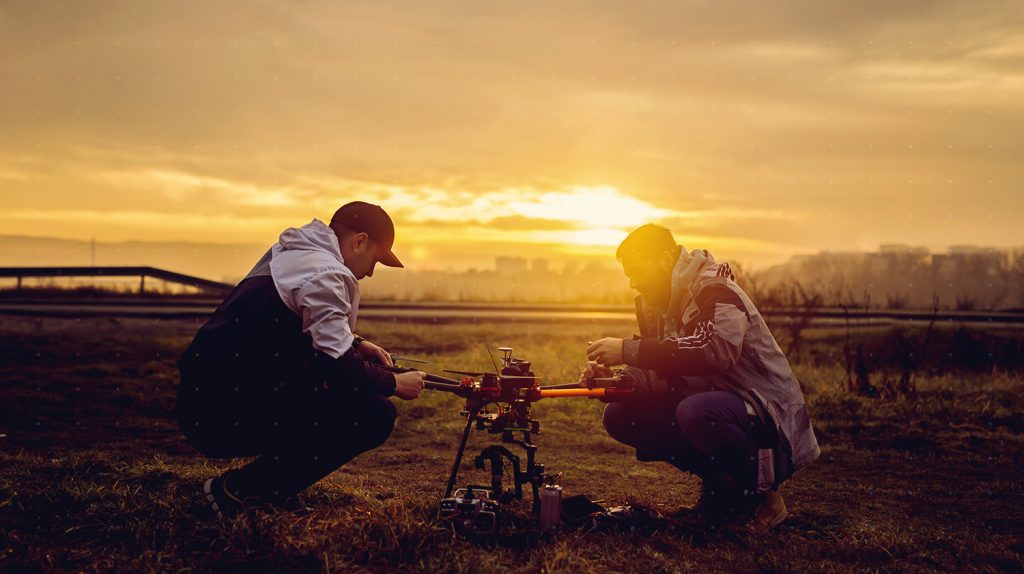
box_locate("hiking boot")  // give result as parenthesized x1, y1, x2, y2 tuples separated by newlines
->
(693, 476, 741, 528)
(748, 488, 787, 535)
(203, 471, 247, 520)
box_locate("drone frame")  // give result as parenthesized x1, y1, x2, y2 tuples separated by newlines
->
(387, 348, 635, 515)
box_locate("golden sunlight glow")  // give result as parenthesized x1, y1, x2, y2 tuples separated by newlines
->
(410, 245, 431, 261)
(541, 227, 630, 248)
(1, 2, 1020, 274)
(383, 185, 678, 252)
(506, 186, 676, 230)
(387, 185, 675, 233)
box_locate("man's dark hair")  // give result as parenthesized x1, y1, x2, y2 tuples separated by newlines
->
(616, 224, 677, 262)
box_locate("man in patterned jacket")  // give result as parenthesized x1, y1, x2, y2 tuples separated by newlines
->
(581, 224, 819, 532)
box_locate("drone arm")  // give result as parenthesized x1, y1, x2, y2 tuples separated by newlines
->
(424, 372, 466, 386)
(424, 379, 471, 396)
(538, 382, 584, 390)
(537, 387, 634, 400)
(382, 366, 472, 396)
(382, 365, 460, 385)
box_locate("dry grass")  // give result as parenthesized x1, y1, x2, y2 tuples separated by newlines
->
(1, 315, 1023, 573)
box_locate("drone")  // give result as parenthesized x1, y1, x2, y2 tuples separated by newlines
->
(385, 347, 635, 536)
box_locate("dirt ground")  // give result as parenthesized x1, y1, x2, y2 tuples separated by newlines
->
(1, 315, 1022, 573)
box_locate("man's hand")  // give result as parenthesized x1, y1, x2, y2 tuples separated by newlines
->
(586, 337, 625, 367)
(356, 339, 393, 367)
(393, 371, 425, 400)
(578, 361, 613, 388)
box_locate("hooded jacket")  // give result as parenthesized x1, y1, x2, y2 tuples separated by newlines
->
(177, 219, 396, 405)
(621, 248, 820, 492)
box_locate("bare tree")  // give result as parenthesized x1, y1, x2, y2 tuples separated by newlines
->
(782, 281, 824, 358)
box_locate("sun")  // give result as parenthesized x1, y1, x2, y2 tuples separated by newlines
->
(382, 184, 677, 255)
(537, 227, 631, 248)
(507, 186, 675, 247)
(507, 185, 675, 230)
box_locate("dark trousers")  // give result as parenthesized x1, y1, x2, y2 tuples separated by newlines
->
(177, 376, 397, 504)
(603, 390, 771, 491)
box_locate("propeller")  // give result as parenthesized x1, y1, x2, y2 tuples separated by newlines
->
(443, 369, 487, 377)
(391, 354, 431, 364)
(539, 382, 583, 390)
(540, 377, 619, 390)
(439, 347, 540, 381)
(441, 369, 537, 382)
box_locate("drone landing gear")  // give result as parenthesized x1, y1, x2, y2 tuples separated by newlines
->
(474, 442, 545, 512)
(444, 407, 480, 499)
(443, 409, 546, 513)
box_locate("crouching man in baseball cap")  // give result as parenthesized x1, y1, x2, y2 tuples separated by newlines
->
(174, 201, 426, 518)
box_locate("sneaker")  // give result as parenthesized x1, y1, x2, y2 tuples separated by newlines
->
(280, 492, 309, 513)
(748, 489, 787, 535)
(203, 471, 311, 520)
(203, 471, 247, 520)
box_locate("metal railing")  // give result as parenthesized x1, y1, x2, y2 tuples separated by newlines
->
(0, 266, 233, 295)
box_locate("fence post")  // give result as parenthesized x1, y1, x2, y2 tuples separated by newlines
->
(139, 275, 145, 294)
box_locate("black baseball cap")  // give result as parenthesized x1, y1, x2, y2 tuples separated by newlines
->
(330, 201, 404, 268)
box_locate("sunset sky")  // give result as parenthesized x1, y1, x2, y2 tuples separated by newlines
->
(1, 0, 1022, 272)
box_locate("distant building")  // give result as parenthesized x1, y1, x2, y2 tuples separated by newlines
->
(495, 256, 528, 275)
(930, 254, 957, 277)
(530, 258, 549, 273)
(879, 244, 929, 256)
(944, 246, 1002, 277)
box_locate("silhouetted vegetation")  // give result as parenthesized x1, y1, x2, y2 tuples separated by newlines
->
(745, 246, 1024, 311)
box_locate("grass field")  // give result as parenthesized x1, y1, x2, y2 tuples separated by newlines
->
(1, 315, 1023, 573)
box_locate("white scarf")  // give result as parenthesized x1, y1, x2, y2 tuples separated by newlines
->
(665, 247, 710, 333)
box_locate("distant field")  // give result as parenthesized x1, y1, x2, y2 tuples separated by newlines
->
(1, 315, 1022, 573)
